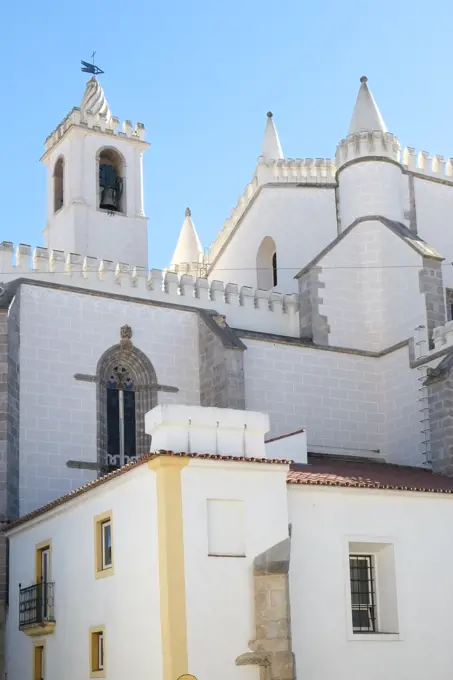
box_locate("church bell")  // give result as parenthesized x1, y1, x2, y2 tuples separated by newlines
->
(100, 186, 118, 211)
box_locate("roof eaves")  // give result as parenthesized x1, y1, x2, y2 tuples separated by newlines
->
(5, 451, 291, 532)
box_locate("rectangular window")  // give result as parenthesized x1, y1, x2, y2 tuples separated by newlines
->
(349, 555, 376, 632)
(348, 542, 399, 637)
(101, 521, 112, 570)
(35, 541, 52, 622)
(33, 644, 44, 680)
(94, 512, 113, 578)
(90, 627, 105, 678)
(207, 499, 245, 557)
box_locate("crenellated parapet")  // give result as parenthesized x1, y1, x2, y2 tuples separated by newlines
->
(402, 147, 453, 183)
(336, 131, 401, 167)
(44, 107, 146, 155)
(256, 156, 336, 185)
(0, 243, 299, 337)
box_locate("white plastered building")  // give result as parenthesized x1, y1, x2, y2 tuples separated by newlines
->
(2, 70, 453, 679)
(6, 406, 453, 680)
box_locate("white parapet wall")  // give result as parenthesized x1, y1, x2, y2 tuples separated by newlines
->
(44, 106, 146, 155)
(145, 404, 271, 457)
(0, 243, 300, 337)
(402, 147, 453, 181)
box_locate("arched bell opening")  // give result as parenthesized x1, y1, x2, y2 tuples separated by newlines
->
(53, 157, 64, 213)
(97, 147, 126, 214)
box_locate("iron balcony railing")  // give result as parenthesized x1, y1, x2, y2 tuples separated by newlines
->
(19, 580, 55, 629)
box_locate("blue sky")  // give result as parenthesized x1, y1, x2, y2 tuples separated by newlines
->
(1, 0, 453, 270)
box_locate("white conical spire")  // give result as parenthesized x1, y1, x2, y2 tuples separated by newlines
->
(171, 208, 204, 268)
(348, 76, 387, 136)
(80, 76, 112, 120)
(261, 112, 284, 161)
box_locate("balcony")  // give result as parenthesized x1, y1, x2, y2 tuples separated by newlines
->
(19, 581, 55, 636)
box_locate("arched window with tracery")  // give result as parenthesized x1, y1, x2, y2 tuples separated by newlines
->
(257, 236, 277, 289)
(97, 336, 157, 473)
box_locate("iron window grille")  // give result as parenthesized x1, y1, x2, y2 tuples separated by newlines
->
(349, 555, 377, 633)
(19, 580, 55, 629)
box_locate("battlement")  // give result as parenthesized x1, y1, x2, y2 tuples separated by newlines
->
(256, 156, 336, 185)
(208, 157, 336, 263)
(402, 147, 453, 183)
(336, 131, 401, 167)
(0, 243, 299, 338)
(44, 107, 146, 155)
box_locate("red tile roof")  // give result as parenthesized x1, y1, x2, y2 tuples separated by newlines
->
(6, 451, 290, 531)
(7, 452, 453, 533)
(288, 454, 453, 493)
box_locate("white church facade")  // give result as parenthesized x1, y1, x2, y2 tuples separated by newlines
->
(2, 72, 453, 678)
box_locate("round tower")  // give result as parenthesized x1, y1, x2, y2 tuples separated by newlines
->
(336, 76, 404, 229)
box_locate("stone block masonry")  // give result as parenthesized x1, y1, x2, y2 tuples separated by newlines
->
(198, 311, 246, 410)
(419, 257, 446, 346)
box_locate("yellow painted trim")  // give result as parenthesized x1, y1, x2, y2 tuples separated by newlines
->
(32, 639, 45, 680)
(89, 625, 106, 678)
(35, 539, 52, 583)
(148, 457, 190, 680)
(93, 511, 114, 579)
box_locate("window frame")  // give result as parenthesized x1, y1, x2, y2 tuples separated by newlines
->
(33, 641, 45, 680)
(94, 511, 114, 579)
(349, 554, 377, 633)
(89, 626, 106, 678)
(101, 520, 112, 570)
(344, 538, 401, 642)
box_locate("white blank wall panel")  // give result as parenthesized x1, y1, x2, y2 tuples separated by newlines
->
(207, 499, 245, 556)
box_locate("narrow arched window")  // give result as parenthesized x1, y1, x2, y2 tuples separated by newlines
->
(98, 148, 125, 214)
(97, 344, 157, 473)
(256, 236, 277, 290)
(106, 365, 136, 468)
(53, 157, 64, 213)
(272, 251, 278, 287)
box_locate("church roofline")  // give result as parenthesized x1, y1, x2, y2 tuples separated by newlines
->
(294, 215, 444, 280)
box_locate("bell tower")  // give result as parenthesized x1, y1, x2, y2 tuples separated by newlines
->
(41, 76, 149, 268)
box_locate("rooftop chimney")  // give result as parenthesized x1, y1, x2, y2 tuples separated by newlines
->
(145, 405, 270, 458)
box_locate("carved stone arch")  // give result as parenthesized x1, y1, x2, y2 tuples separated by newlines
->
(95, 145, 127, 214)
(96, 343, 157, 472)
(256, 236, 277, 289)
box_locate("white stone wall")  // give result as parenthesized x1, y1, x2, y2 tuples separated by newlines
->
(209, 186, 338, 293)
(318, 220, 426, 351)
(338, 161, 404, 228)
(413, 176, 453, 289)
(182, 459, 289, 680)
(244, 339, 421, 465)
(289, 485, 453, 680)
(379, 346, 425, 466)
(6, 466, 162, 680)
(18, 284, 200, 515)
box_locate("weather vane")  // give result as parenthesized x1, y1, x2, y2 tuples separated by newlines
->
(81, 51, 104, 76)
